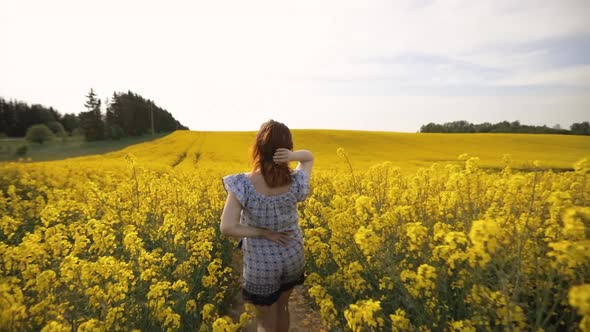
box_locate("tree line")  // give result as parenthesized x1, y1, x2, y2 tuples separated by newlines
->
(0, 89, 188, 142)
(419, 120, 590, 135)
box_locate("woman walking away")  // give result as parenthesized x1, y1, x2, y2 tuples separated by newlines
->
(220, 119, 314, 332)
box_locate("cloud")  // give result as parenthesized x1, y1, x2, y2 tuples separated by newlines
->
(0, 0, 589, 131)
(495, 65, 590, 87)
(500, 33, 590, 69)
(352, 53, 506, 84)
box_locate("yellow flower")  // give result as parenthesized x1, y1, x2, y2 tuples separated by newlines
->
(569, 284, 590, 316)
(390, 309, 411, 331)
(574, 157, 590, 174)
(448, 320, 476, 332)
(343, 261, 367, 295)
(77, 319, 105, 332)
(239, 303, 256, 327)
(405, 222, 428, 253)
(401, 264, 437, 298)
(212, 315, 239, 332)
(344, 299, 384, 332)
(468, 218, 506, 267)
(40, 321, 70, 332)
(354, 226, 382, 258)
(202, 303, 216, 321)
(35, 270, 57, 293)
(186, 299, 197, 313)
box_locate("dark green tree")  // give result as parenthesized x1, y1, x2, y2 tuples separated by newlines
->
(61, 113, 80, 135)
(419, 120, 580, 135)
(570, 121, 590, 135)
(45, 121, 66, 137)
(1, 91, 187, 138)
(26, 124, 54, 144)
(0, 97, 63, 136)
(108, 90, 188, 136)
(79, 88, 105, 141)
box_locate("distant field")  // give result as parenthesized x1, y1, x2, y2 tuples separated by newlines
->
(10, 129, 589, 175)
(0, 132, 171, 162)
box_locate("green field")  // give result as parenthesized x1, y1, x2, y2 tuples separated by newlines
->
(0, 132, 171, 162)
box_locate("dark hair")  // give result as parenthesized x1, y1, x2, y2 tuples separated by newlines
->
(250, 119, 294, 188)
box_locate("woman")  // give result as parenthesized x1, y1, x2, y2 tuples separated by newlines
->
(220, 119, 314, 332)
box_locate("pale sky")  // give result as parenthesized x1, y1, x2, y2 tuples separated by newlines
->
(1, 0, 589, 132)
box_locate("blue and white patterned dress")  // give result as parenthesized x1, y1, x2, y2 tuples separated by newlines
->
(221, 169, 310, 305)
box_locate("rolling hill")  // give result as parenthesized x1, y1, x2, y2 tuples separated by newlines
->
(27, 129, 590, 175)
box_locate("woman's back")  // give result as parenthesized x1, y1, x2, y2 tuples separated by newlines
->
(221, 168, 310, 232)
(221, 167, 311, 305)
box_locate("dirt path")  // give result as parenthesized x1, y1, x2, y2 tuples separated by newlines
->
(227, 252, 326, 331)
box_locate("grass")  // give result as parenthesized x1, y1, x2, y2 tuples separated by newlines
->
(0, 132, 172, 162)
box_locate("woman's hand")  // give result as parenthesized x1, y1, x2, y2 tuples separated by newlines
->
(262, 229, 294, 246)
(273, 148, 292, 165)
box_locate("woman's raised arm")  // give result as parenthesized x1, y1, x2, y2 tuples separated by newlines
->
(273, 148, 314, 179)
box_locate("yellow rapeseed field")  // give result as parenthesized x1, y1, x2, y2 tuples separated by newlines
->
(1, 129, 589, 331)
(54, 129, 590, 174)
